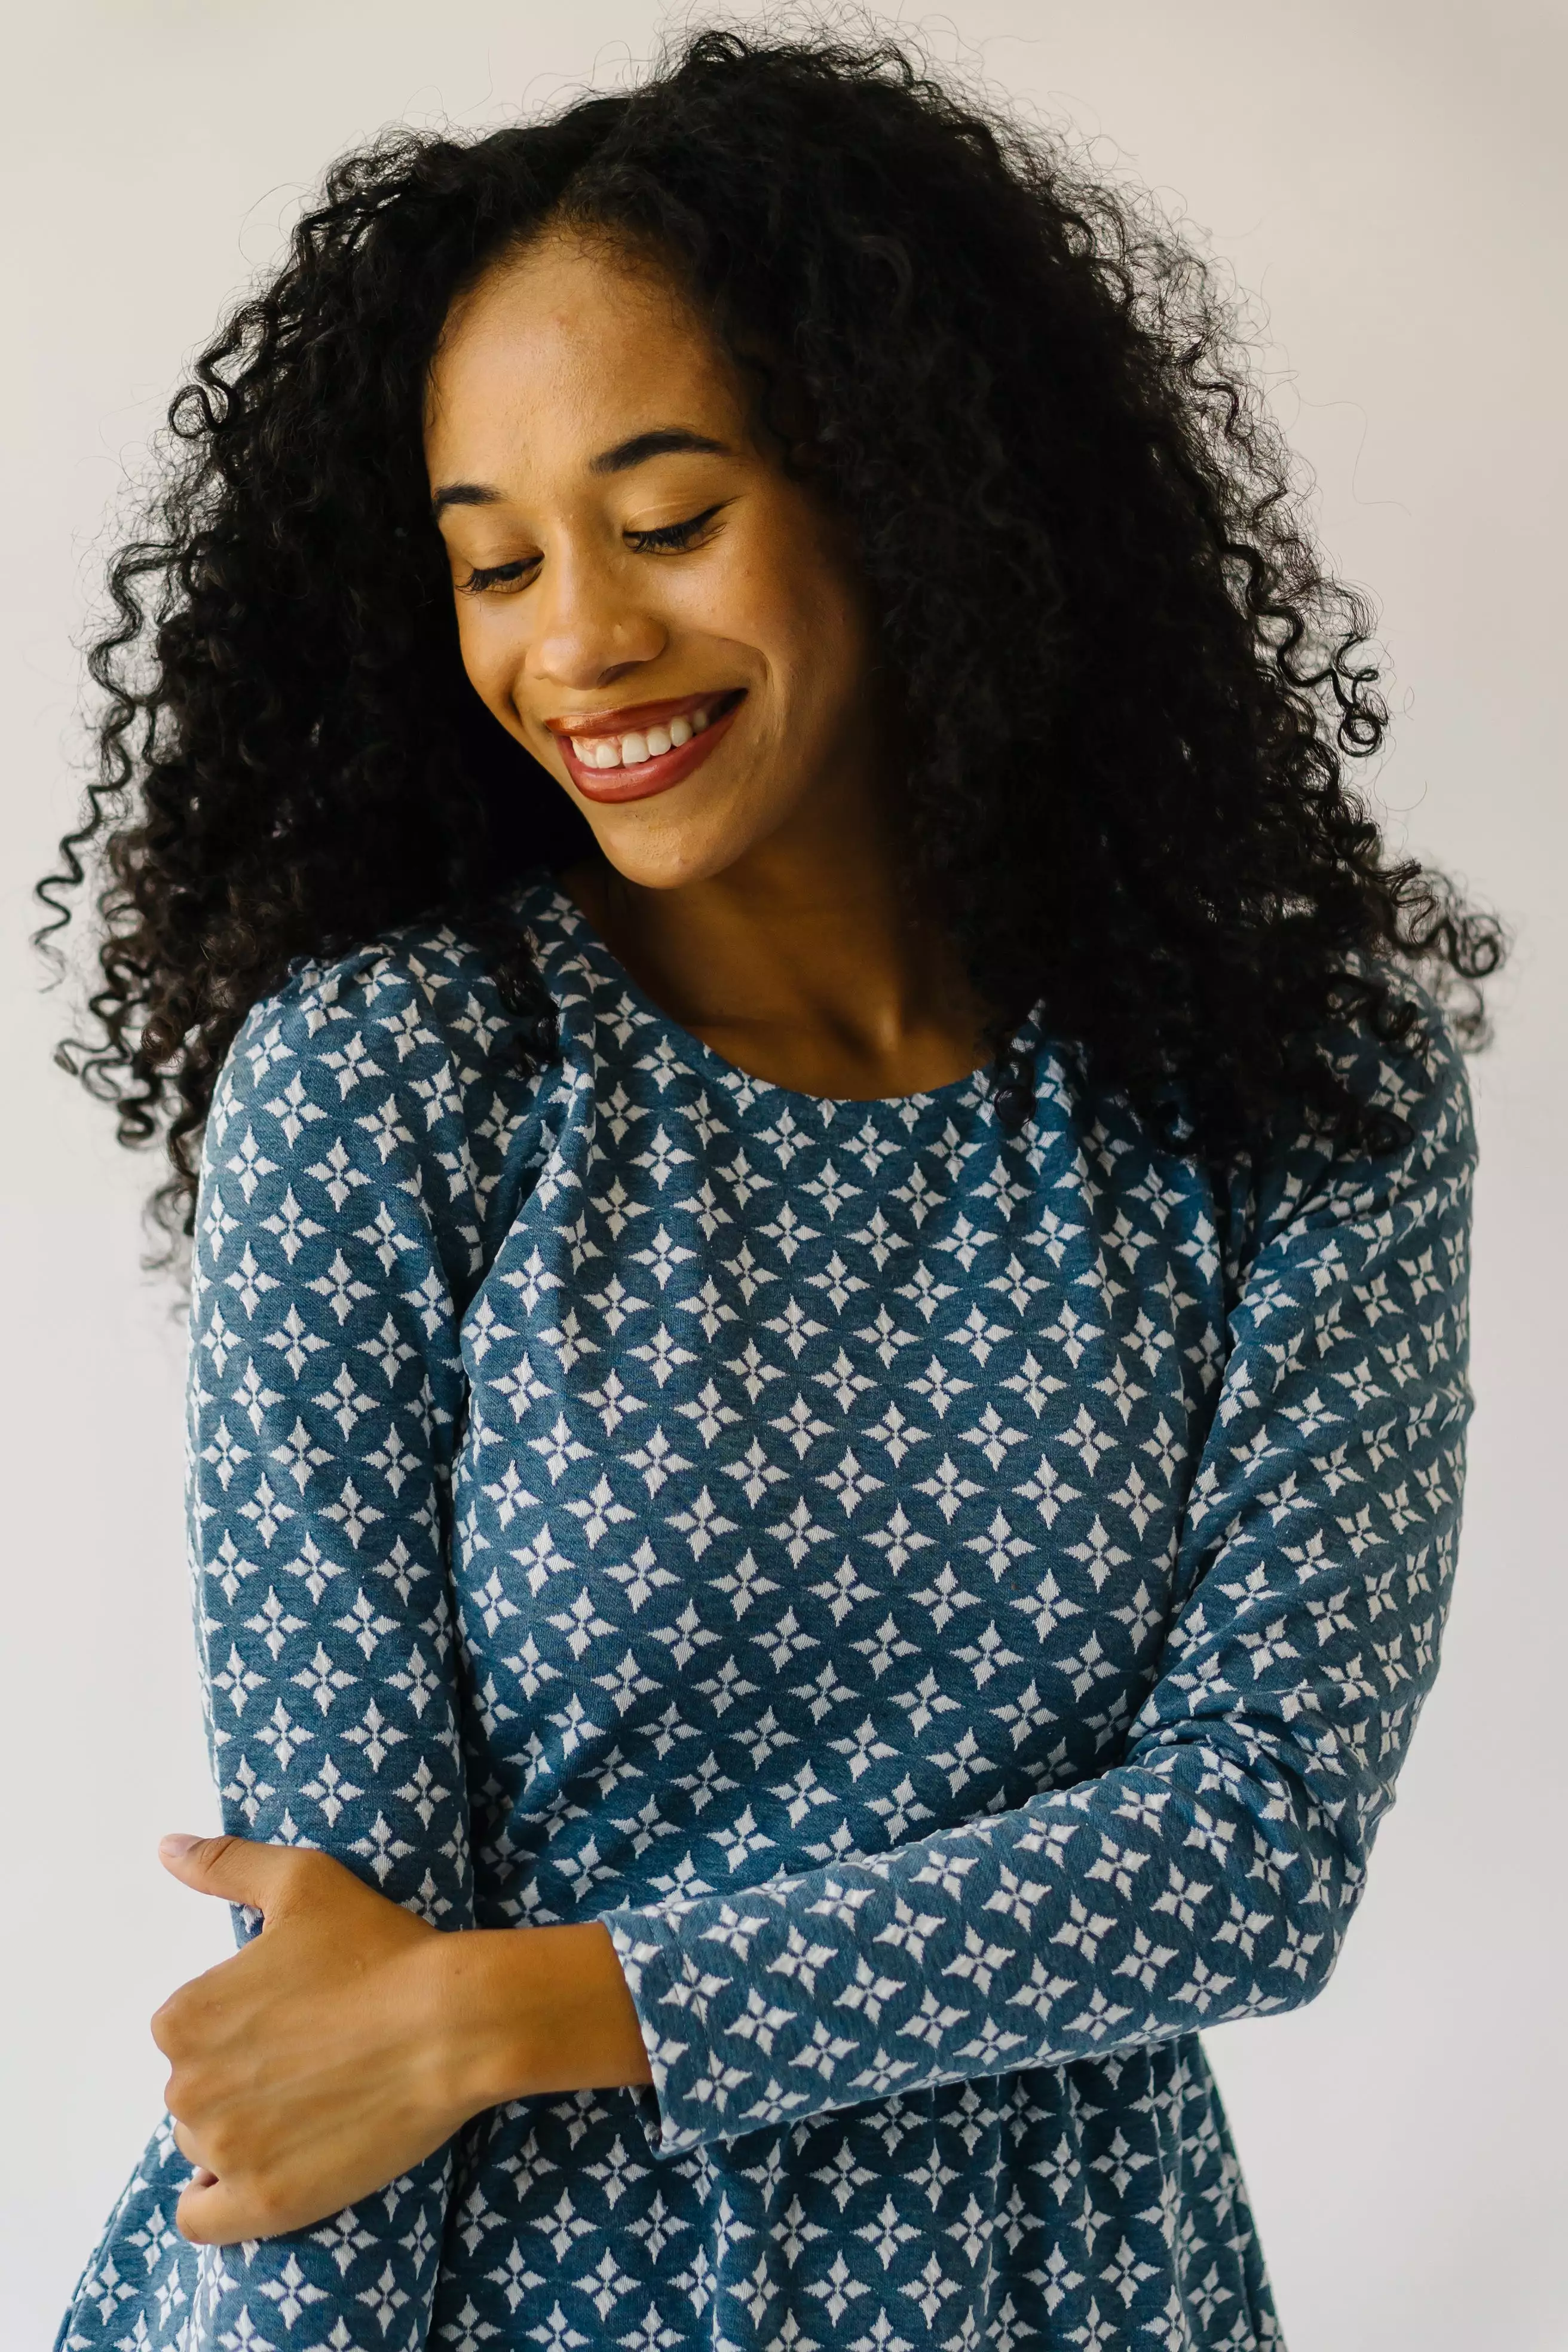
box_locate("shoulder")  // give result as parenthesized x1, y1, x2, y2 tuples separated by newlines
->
(204, 907, 559, 1272)
(219, 916, 520, 1100)
(213, 872, 590, 1085)
(1292, 966, 1471, 1205)
(1231, 964, 1477, 1293)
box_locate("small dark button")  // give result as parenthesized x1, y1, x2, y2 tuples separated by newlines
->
(993, 1083, 1033, 1135)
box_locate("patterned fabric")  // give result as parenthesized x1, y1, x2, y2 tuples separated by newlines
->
(57, 878, 1474, 2352)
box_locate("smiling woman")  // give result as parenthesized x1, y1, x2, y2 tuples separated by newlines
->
(45, 23, 1499, 2352)
(426, 237, 890, 909)
(419, 224, 981, 1101)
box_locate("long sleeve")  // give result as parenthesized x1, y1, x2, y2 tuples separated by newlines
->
(82, 932, 544, 2350)
(598, 999, 1475, 2158)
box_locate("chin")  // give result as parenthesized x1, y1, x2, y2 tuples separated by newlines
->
(587, 801, 785, 894)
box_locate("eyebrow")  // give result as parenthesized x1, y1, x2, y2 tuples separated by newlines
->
(430, 427, 730, 516)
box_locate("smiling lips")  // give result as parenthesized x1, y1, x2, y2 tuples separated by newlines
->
(547, 688, 746, 804)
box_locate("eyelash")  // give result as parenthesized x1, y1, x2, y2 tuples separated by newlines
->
(460, 503, 728, 595)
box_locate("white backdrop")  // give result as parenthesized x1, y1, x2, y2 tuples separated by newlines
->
(4, 4, 1564, 2345)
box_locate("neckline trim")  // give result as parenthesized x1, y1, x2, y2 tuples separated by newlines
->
(518, 876, 1016, 1118)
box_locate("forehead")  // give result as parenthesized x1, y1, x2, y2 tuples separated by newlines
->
(424, 230, 746, 477)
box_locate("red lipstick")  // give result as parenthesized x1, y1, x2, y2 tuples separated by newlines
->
(547, 690, 746, 806)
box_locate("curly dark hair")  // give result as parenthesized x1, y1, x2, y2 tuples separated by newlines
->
(36, 22, 1502, 1245)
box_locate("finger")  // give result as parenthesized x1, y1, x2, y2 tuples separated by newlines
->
(158, 1832, 302, 1915)
(174, 2175, 250, 2247)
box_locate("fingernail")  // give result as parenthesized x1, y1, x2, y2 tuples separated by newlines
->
(160, 1833, 200, 1858)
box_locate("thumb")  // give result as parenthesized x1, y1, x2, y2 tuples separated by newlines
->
(158, 1831, 297, 1915)
(174, 2170, 237, 2248)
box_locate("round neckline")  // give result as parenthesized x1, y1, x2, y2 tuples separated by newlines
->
(528, 875, 1006, 1116)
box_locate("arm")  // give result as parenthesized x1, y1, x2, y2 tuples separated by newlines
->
(163, 933, 544, 2330)
(151, 1835, 650, 2240)
(596, 999, 1476, 2154)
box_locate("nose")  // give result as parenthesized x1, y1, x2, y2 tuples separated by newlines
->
(526, 543, 667, 696)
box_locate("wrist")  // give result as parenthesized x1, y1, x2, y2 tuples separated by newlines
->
(425, 1922, 651, 2118)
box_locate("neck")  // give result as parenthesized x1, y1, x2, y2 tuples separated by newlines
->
(562, 794, 988, 1102)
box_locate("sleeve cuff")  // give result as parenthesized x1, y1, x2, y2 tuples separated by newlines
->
(601, 1907, 715, 2157)
(600, 1902, 794, 2158)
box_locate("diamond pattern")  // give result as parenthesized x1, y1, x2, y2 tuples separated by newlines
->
(56, 880, 1473, 2352)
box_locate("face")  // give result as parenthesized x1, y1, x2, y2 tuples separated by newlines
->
(424, 228, 883, 892)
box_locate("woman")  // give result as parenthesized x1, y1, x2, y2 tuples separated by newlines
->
(50, 27, 1499, 2352)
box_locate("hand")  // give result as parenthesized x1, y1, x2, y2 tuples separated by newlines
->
(152, 1831, 651, 2246)
(153, 1833, 470, 2246)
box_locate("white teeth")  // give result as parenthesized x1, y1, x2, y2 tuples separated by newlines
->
(569, 699, 723, 768)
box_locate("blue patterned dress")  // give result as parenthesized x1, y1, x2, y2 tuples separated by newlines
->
(58, 877, 1474, 2352)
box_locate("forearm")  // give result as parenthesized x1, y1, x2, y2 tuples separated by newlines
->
(595, 1410, 1466, 2157)
(435, 1922, 654, 2115)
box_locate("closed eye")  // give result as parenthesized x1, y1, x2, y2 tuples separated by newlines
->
(459, 556, 537, 596)
(624, 501, 729, 554)
(458, 502, 730, 595)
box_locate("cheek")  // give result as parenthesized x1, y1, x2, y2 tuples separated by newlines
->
(764, 512, 871, 674)
(454, 605, 526, 722)
(768, 577, 872, 752)
(718, 545, 866, 733)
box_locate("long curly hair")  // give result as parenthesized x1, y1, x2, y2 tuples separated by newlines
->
(37, 23, 1502, 1245)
